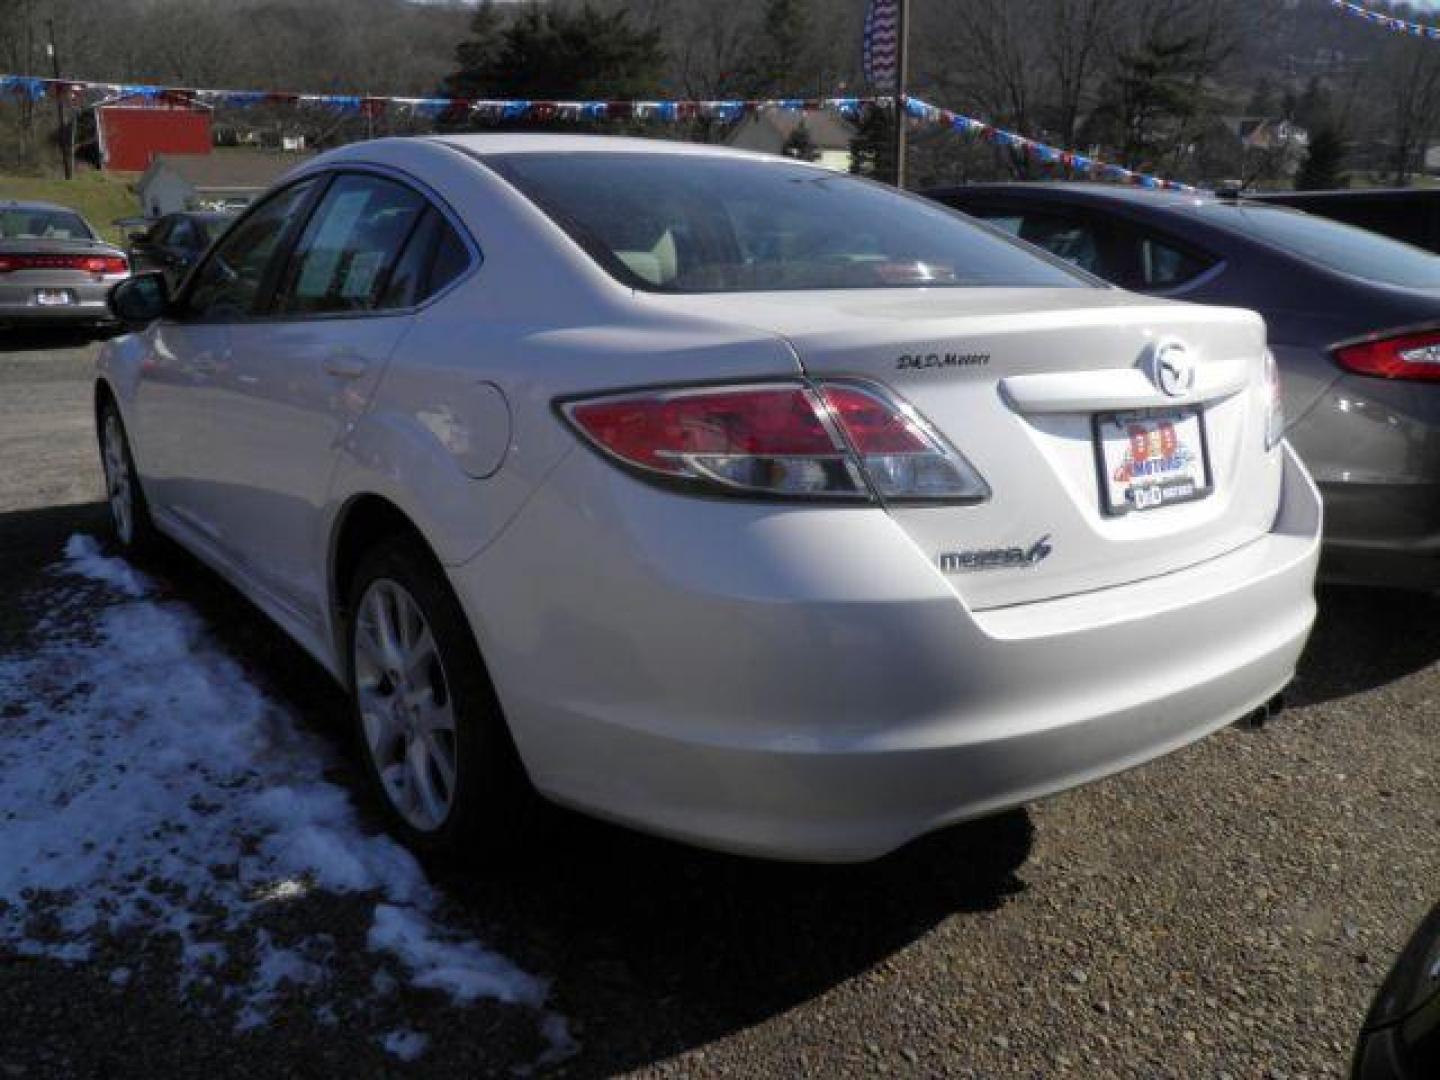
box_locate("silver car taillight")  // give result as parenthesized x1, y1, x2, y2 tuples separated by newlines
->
(562, 380, 989, 504)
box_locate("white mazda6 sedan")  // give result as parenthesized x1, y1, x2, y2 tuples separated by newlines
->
(96, 134, 1322, 862)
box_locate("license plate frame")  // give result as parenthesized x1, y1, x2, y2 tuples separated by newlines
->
(1092, 406, 1213, 516)
(34, 288, 77, 307)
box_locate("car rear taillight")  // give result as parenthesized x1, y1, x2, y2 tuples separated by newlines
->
(1262, 349, 1284, 450)
(0, 253, 128, 274)
(563, 381, 988, 503)
(1333, 329, 1440, 382)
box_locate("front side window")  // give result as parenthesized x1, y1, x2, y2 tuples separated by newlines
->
(0, 208, 93, 241)
(1016, 212, 1103, 276)
(484, 153, 1089, 293)
(274, 174, 426, 315)
(183, 180, 317, 320)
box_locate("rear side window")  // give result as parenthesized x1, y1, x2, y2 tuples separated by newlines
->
(275, 174, 427, 315)
(1137, 236, 1213, 290)
(184, 179, 317, 320)
(1211, 205, 1440, 289)
(377, 208, 473, 309)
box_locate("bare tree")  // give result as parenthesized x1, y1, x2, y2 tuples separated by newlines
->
(1377, 33, 1440, 184)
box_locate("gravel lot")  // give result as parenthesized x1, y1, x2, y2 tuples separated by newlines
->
(1, 334, 1437, 1079)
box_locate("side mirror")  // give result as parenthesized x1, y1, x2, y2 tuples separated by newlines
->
(109, 272, 170, 325)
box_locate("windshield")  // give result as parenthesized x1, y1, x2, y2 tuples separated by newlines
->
(484, 153, 1091, 293)
(1213, 204, 1440, 290)
(0, 208, 94, 241)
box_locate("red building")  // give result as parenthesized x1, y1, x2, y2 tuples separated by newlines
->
(95, 91, 212, 173)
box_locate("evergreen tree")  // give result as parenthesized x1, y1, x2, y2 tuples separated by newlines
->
(783, 120, 820, 162)
(848, 104, 895, 182)
(444, 1, 505, 98)
(1294, 124, 1349, 190)
(743, 0, 811, 98)
(443, 2, 664, 102)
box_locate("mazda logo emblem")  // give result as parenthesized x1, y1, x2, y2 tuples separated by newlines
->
(1150, 341, 1196, 398)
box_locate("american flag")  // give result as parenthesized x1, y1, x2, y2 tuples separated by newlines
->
(862, 0, 900, 90)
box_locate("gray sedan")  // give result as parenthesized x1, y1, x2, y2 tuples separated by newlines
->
(0, 200, 130, 329)
(928, 183, 1440, 591)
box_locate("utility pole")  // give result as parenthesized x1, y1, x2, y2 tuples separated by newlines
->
(46, 20, 72, 179)
(892, 0, 910, 190)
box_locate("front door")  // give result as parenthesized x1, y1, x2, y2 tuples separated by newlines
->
(135, 179, 320, 542)
(205, 172, 429, 627)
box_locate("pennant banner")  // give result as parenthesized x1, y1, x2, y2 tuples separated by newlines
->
(0, 74, 1199, 193)
(1328, 0, 1440, 40)
(903, 96, 1202, 193)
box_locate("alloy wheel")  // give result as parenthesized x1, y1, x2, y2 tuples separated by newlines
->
(353, 578, 460, 833)
(102, 412, 134, 546)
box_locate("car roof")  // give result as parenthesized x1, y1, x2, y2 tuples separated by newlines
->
(0, 199, 87, 214)
(428, 131, 798, 164)
(929, 182, 1224, 211)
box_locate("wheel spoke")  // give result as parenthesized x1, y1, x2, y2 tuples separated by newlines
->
(359, 701, 398, 756)
(402, 624, 436, 682)
(423, 732, 457, 800)
(407, 736, 446, 827)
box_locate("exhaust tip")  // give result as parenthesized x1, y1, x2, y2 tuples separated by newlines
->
(1235, 693, 1286, 731)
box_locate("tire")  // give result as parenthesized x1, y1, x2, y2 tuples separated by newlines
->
(98, 399, 157, 554)
(345, 536, 534, 857)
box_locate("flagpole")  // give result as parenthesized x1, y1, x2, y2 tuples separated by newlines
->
(892, 0, 909, 189)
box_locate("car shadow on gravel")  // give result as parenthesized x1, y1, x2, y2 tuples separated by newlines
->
(439, 806, 1033, 1075)
(1290, 583, 1440, 707)
(0, 328, 111, 354)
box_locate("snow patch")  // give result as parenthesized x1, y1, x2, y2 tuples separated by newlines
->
(0, 535, 569, 1063)
(381, 1029, 431, 1062)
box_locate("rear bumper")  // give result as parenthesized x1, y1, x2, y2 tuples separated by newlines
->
(1316, 481, 1440, 591)
(1287, 374, 1440, 590)
(0, 279, 121, 325)
(454, 443, 1321, 863)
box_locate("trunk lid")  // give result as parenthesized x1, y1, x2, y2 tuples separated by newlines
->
(639, 287, 1282, 609)
(0, 237, 128, 286)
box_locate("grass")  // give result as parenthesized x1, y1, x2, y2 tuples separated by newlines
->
(0, 170, 142, 243)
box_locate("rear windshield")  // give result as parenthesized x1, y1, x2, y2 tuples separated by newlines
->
(484, 152, 1090, 293)
(0, 208, 94, 241)
(1212, 204, 1440, 289)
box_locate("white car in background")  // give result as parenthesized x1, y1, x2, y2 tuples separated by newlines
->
(96, 135, 1321, 862)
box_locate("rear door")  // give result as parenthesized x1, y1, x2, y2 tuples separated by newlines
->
(211, 171, 448, 625)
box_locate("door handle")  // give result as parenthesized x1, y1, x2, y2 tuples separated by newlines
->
(323, 353, 370, 379)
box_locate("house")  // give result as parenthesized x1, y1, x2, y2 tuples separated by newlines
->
(1220, 116, 1310, 178)
(1226, 117, 1310, 155)
(725, 109, 857, 173)
(95, 91, 213, 172)
(137, 150, 312, 217)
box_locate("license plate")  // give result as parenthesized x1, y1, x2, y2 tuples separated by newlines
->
(1094, 407, 1212, 515)
(34, 289, 76, 307)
